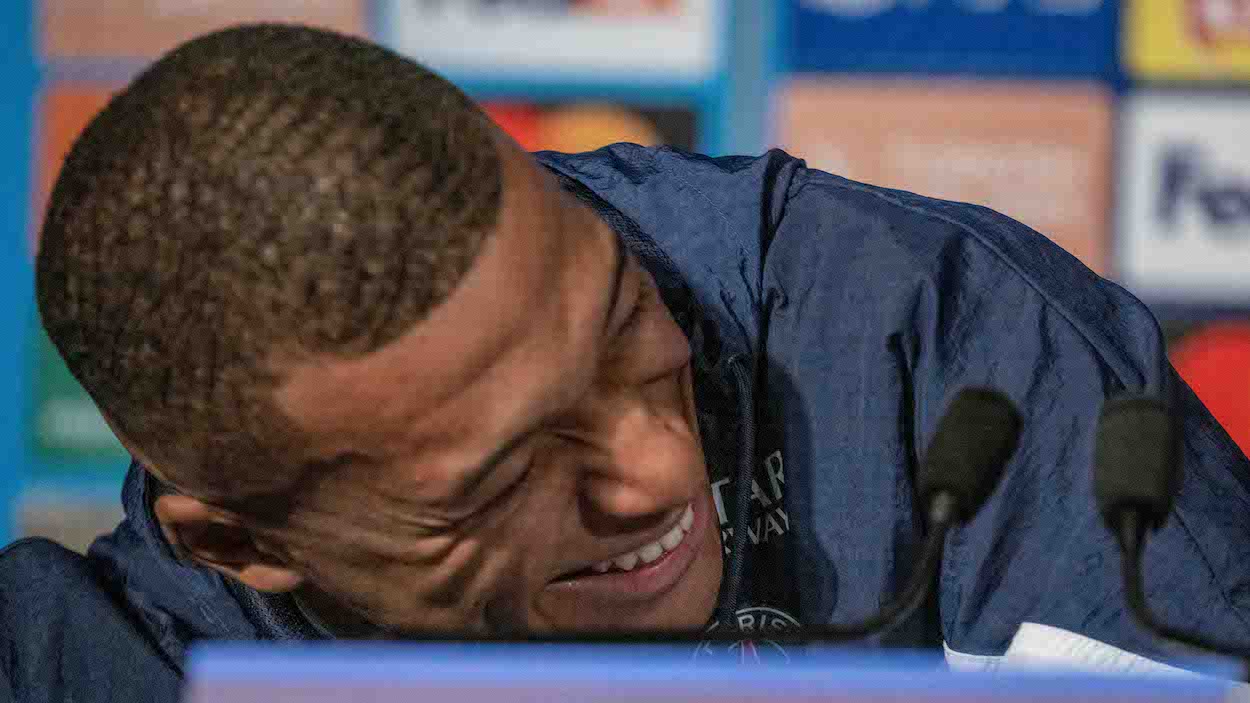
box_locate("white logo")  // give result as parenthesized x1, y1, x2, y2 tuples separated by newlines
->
(693, 606, 803, 664)
(1118, 95, 1250, 303)
(381, 0, 718, 79)
(711, 451, 790, 555)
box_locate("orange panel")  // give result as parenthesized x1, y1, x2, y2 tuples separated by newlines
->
(533, 105, 662, 153)
(777, 78, 1114, 275)
(41, 1, 364, 59)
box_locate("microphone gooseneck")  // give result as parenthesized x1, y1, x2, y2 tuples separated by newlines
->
(801, 387, 1022, 641)
(1095, 395, 1250, 664)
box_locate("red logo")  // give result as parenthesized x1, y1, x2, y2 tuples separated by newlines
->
(727, 638, 790, 665)
(1170, 321, 1250, 456)
(1188, 0, 1250, 46)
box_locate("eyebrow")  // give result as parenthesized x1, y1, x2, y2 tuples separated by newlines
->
(460, 229, 628, 498)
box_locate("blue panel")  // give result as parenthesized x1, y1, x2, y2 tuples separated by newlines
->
(186, 642, 1235, 700)
(790, 0, 1119, 78)
(710, 0, 782, 155)
(0, 1, 37, 544)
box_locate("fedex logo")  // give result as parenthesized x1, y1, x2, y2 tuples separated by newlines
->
(1157, 144, 1250, 234)
(1187, 0, 1250, 46)
(1119, 95, 1250, 302)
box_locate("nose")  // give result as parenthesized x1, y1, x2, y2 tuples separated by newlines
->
(576, 392, 699, 523)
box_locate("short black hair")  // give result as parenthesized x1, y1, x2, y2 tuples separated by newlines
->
(36, 24, 503, 512)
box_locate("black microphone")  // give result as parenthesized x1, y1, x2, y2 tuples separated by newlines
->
(802, 387, 1022, 641)
(1094, 395, 1250, 665)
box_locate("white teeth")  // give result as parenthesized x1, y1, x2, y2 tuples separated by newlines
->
(679, 504, 694, 531)
(592, 502, 696, 575)
(637, 542, 664, 564)
(613, 552, 639, 571)
(659, 524, 684, 551)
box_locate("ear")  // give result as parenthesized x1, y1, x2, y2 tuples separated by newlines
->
(153, 493, 305, 593)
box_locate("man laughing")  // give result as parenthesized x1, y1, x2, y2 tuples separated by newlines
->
(3, 23, 1249, 703)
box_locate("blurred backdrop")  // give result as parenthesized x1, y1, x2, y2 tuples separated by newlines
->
(1, 0, 1247, 551)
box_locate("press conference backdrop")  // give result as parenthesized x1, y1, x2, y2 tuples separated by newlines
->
(773, 0, 1250, 458)
(3, 0, 1248, 548)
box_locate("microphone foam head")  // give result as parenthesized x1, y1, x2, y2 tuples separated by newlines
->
(1094, 395, 1179, 531)
(918, 388, 1022, 523)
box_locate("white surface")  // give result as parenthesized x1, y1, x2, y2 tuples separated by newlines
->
(1118, 95, 1250, 303)
(946, 622, 1201, 676)
(947, 621, 1249, 697)
(1003, 623, 1200, 677)
(379, 0, 722, 80)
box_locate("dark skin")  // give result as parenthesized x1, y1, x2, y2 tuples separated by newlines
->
(121, 131, 724, 636)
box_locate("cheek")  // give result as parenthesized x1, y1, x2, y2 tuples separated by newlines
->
(464, 482, 582, 629)
(451, 473, 585, 626)
(635, 308, 692, 378)
(283, 514, 534, 633)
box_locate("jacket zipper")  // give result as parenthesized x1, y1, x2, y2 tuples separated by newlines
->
(715, 355, 758, 624)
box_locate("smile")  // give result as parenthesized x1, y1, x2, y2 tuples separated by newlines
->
(544, 490, 711, 609)
(591, 504, 695, 574)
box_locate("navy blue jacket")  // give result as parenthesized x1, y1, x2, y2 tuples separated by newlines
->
(4, 146, 1249, 701)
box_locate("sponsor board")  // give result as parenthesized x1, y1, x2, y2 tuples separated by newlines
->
(377, 0, 722, 81)
(1118, 94, 1250, 305)
(1127, 0, 1250, 80)
(40, 1, 364, 59)
(791, 0, 1116, 77)
(775, 78, 1113, 274)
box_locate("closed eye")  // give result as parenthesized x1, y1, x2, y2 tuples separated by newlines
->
(473, 456, 534, 520)
(616, 282, 651, 338)
(618, 296, 644, 335)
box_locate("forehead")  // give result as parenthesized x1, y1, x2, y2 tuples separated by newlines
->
(273, 143, 616, 468)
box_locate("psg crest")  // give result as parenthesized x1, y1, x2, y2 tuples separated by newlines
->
(692, 606, 801, 665)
